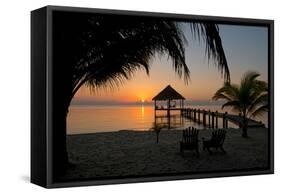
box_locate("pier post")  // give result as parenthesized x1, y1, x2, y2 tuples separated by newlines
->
(225, 112, 228, 128)
(194, 109, 196, 121)
(223, 113, 225, 128)
(223, 112, 228, 128)
(192, 109, 194, 121)
(167, 99, 171, 129)
(203, 110, 206, 126)
(208, 110, 211, 128)
(198, 109, 201, 124)
(154, 100, 157, 125)
(215, 111, 218, 128)
(211, 112, 214, 128)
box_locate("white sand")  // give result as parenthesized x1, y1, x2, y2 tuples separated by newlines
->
(61, 128, 269, 180)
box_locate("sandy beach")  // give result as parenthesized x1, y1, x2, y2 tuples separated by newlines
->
(61, 127, 269, 181)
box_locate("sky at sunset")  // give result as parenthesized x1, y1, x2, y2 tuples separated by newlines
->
(71, 23, 268, 105)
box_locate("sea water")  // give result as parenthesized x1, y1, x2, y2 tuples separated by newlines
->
(67, 104, 267, 134)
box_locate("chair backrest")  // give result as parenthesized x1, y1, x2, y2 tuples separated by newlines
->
(211, 129, 226, 146)
(182, 127, 199, 144)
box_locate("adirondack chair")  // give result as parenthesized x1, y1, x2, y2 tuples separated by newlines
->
(202, 129, 226, 154)
(180, 127, 199, 156)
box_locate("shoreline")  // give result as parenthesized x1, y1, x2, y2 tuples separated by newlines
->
(61, 127, 269, 181)
(66, 127, 246, 136)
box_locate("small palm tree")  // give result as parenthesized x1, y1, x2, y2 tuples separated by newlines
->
(151, 122, 164, 143)
(213, 71, 268, 138)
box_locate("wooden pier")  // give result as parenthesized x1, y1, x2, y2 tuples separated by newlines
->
(152, 85, 265, 129)
(181, 108, 265, 128)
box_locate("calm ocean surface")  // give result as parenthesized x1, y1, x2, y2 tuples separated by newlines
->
(67, 105, 268, 134)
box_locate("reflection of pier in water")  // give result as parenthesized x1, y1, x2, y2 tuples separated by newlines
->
(154, 112, 184, 129)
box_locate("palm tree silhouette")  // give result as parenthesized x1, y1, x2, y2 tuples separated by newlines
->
(52, 11, 230, 178)
(213, 71, 268, 138)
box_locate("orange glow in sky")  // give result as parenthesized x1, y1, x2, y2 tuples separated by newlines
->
(71, 24, 268, 105)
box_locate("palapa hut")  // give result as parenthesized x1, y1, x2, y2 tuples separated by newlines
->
(152, 85, 185, 128)
(152, 85, 185, 111)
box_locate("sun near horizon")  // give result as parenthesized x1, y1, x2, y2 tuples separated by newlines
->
(70, 24, 268, 106)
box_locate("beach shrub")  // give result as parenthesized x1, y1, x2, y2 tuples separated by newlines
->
(151, 122, 165, 143)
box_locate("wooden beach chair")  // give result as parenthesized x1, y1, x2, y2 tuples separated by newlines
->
(180, 127, 199, 157)
(202, 129, 226, 154)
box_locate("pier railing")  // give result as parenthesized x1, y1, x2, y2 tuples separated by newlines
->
(181, 108, 264, 128)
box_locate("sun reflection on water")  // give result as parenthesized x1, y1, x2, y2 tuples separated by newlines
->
(141, 105, 145, 118)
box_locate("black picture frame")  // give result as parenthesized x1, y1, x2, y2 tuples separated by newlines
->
(31, 5, 274, 188)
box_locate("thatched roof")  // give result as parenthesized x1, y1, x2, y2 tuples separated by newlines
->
(152, 85, 185, 101)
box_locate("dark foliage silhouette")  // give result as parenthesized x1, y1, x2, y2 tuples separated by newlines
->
(213, 71, 268, 137)
(52, 11, 230, 178)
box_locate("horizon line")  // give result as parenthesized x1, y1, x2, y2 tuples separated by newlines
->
(70, 99, 226, 106)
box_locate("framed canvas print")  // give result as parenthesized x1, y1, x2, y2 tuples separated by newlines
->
(31, 5, 274, 188)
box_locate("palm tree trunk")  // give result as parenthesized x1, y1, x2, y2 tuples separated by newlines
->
(52, 98, 70, 180)
(51, 65, 74, 180)
(53, 109, 69, 179)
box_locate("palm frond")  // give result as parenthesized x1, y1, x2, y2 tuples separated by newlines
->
(55, 13, 230, 99)
(213, 70, 268, 119)
(248, 93, 268, 116)
(251, 104, 269, 118)
(82, 20, 189, 92)
(190, 23, 230, 82)
(241, 71, 260, 85)
(212, 83, 239, 101)
(222, 100, 241, 109)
